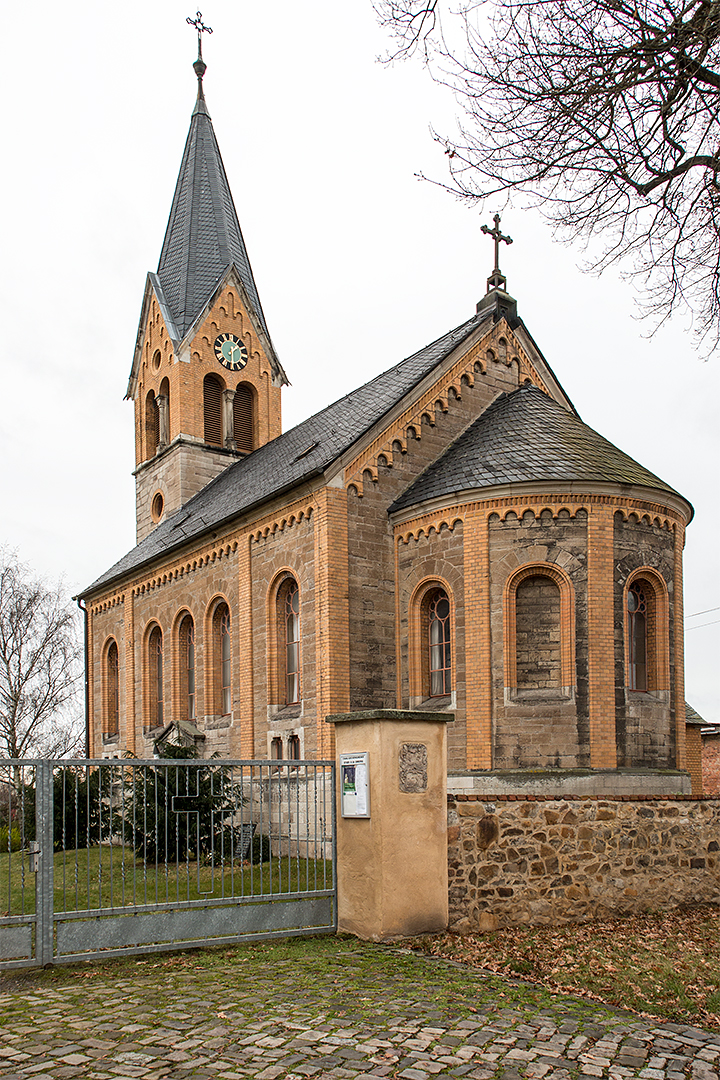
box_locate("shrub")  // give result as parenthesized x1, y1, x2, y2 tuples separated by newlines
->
(0, 825, 21, 852)
(251, 832, 271, 864)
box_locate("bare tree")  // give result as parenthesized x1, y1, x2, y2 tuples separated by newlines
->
(375, 0, 720, 349)
(0, 550, 82, 759)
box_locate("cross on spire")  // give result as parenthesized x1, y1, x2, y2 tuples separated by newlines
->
(187, 10, 213, 92)
(187, 10, 213, 59)
(480, 213, 513, 293)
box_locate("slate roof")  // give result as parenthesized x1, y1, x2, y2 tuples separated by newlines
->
(83, 310, 489, 596)
(156, 86, 270, 342)
(685, 702, 706, 726)
(388, 384, 686, 514)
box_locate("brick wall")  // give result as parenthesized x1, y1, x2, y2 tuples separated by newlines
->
(614, 513, 677, 768)
(250, 514, 317, 759)
(686, 725, 703, 795)
(703, 735, 720, 795)
(447, 793, 720, 930)
(489, 508, 588, 770)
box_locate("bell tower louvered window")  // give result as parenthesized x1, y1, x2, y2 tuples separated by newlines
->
(203, 374, 224, 445)
(233, 383, 254, 453)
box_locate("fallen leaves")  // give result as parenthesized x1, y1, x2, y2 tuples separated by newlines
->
(412, 904, 720, 1031)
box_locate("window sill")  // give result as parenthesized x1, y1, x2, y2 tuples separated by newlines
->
(626, 689, 670, 704)
(102, 733, 119, 744)
(505, 687, 576, 706)
(409, 693, 456, 712)
(268, 702, 303, 721)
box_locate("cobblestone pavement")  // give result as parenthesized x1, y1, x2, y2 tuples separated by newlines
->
(0, 938, 717, 1080)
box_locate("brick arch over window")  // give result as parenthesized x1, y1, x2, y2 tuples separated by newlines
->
(205, 598, 232, 716)
(503, 564, 576, 695)
(103, 638, 120, 738)
(408, 578, 455, 702)
(145, 390, 159, 458)
(203, 374, 225, 446)
(624, 568, 670, 693)
(267, 571, 301, 707)
(143, 623, 164, 732)
(233, 381, 255, 453)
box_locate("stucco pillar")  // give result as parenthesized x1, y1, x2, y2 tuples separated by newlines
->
(325, 709, 452, 941)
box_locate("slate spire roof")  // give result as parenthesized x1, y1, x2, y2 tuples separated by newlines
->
(388, 384, 691, 514)
(155, 58, 270, 342)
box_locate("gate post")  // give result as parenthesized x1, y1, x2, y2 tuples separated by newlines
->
(35, 761, 54, 966)
(325, 709, 452, 941)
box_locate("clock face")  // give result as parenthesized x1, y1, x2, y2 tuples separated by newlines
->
(214, 333, 248, 371)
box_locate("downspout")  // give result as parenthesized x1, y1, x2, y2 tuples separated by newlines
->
(76, 598, 90, 757)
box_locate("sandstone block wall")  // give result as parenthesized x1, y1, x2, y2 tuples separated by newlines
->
(447, 793, 720, 930)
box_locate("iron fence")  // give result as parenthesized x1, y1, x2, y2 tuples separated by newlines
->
(0, 758, 336, 968)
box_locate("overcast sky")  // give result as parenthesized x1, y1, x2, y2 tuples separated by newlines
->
(2, 1, 718, 721)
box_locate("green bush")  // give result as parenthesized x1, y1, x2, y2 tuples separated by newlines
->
(0, 825, 22, 852)
(251, 833, 271, 864)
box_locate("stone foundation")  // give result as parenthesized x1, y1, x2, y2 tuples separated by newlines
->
(447, 793, 720, 931)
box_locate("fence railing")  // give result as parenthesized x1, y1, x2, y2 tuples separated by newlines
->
(0, 758, 336, 967)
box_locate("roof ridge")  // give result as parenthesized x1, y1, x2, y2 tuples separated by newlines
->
(81, 309, 489, 596)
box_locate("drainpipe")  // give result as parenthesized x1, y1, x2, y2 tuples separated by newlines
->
(76, 598, 90, 757)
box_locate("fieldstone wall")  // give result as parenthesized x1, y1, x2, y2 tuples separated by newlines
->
(447, 793, 720, 931)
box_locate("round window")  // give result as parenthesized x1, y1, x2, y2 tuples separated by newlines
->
(151, 349, 162, 373)
(151, 491, 165, 522)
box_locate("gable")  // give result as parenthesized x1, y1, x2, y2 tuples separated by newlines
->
(81, 307, 573, 598)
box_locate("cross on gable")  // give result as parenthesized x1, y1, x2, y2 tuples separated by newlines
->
(480, 212, 513, 293)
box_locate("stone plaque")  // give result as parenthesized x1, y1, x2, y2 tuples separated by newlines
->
(399, 742, 428, 793)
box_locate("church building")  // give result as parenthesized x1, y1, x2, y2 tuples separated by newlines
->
(79, 47, 694, 795)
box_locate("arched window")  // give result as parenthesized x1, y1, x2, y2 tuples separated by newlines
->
(233, 383, 254, 453)
(288, 734, 301, 760)
(624, 570, 671, 694)
(627, 581, 647, 690)
(515, 575, 562, 690)
(146, 625, 164, 731)
(158, 376, 170, 447)
(284, 580, 300, 704)
(179, 614, 196, 721)
(105, 640, 119, 737)
(428, 589, 451, 697)
(145, 390, 159, 457)
(503, 564, 575, 699)
(203, 374, 224, 445)
(408, 581, 455, 704)
(273, 578, 301, 706)
(211, 603, 232, 715)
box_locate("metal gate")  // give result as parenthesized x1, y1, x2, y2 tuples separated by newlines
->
(0, 758, 336, 968)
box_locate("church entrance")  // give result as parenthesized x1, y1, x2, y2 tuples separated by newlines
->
(0, 758, 336, 969)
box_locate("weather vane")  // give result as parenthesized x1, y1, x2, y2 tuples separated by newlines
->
(187, 10, 213, 62)
(480, 213, 513, 293)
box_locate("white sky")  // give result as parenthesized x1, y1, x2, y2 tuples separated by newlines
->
(2, 1, 718, 722)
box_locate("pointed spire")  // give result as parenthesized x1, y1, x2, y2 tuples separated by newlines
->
(155, 16, 271, 342)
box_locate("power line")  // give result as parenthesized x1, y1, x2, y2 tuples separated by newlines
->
(686, 606, 720, 619)
(686, 619, 720, 630)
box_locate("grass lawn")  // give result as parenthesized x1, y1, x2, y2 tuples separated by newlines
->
(1, 846, 332, 915)
(410, 904, 720, 1031)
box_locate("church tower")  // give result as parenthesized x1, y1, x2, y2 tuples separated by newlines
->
(126, 34, 289, 543)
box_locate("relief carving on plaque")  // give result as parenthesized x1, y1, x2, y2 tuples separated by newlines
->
(399, 742, 428, 793)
